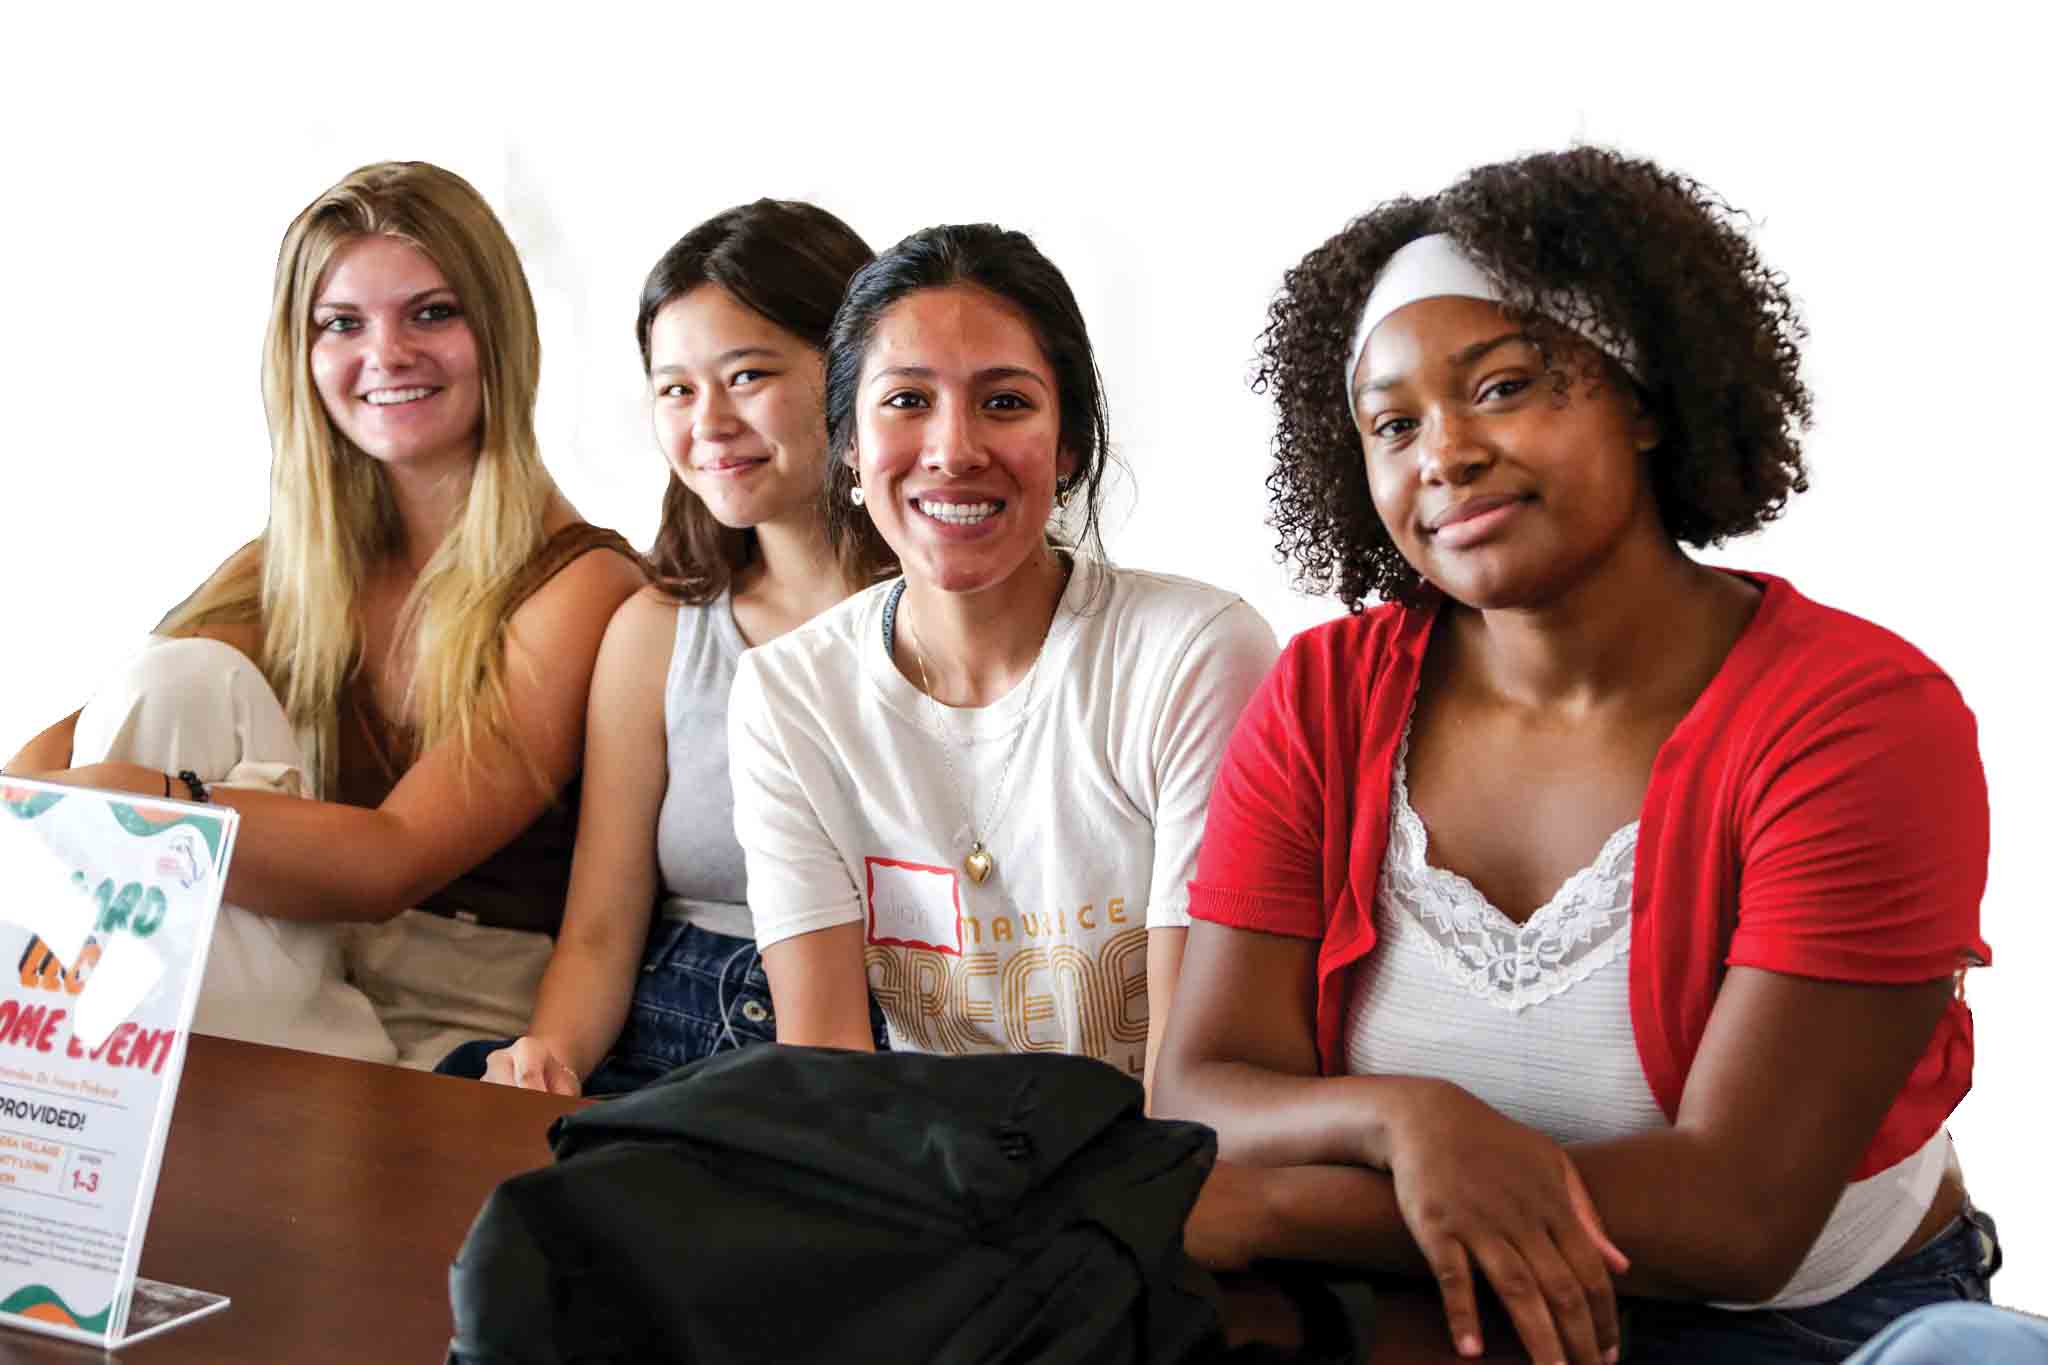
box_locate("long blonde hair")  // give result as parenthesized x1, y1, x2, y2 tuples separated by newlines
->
(163, 161, 557, 792)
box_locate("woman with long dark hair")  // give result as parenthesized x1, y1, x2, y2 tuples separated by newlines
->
(471, 200, 893, 1093)
(730, 223, 1277, 1093)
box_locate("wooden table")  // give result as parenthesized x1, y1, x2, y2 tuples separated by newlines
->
(0, 1035, 581, 1364)
(0, 1035, 1529, 1363)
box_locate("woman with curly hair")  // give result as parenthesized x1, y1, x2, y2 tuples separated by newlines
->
(1153, 147, 1996, 1364)
(3, 162, 644, 1067)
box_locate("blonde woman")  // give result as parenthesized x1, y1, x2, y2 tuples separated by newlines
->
(4, 162, 644, 1067)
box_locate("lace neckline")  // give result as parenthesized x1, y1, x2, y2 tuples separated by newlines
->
(1382, 718, 1639, 1011)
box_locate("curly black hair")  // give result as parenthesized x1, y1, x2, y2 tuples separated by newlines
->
(1254, 146, 1813, 611)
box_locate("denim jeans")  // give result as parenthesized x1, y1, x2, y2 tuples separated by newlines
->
(436, 919, 887, 1094)
(603, 918, 786, 1090)
(1618, 1203, 2003, 1363)
(1844, 1301, 2048, 1363)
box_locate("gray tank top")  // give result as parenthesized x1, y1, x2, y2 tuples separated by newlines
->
(654, 592, 753, 939)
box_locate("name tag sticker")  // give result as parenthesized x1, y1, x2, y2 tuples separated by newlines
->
(864, 857, 962, 955)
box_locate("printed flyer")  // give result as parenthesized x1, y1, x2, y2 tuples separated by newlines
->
(0, 776, 234, 1348)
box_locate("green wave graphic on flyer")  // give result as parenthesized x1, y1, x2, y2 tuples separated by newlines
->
(0, 1283, 112, 1331)
(107, 804, 223, 860)
(2, 792, 65, 820)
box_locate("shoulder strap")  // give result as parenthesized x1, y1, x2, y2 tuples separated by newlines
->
(502, 523, 642, 618)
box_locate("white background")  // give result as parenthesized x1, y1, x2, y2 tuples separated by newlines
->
(3, 4, 2039, 1309)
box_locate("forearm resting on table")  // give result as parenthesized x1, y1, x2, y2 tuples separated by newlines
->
(1236, 1162, 1431, 1273)
(1163, 1060, 1441, 1270)
(1189, 1102, 1877, 1304)
(1235, 1144, 1754, 1300)
(1168, 1059, 1696, 1297)
(1193, 1087, 1827, 1302)
(1, 754, 430, 925)
(1155, 1054, 1436, 1170)
(1570, 1129, 1826, 1303)
(1198, 1144, 1765, 1315)
(200, 786, 444, 923)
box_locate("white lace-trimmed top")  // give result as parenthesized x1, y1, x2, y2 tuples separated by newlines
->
(1343, 722, 1948, 1309)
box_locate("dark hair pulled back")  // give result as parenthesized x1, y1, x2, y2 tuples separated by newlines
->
(822, 223, 1118, 572)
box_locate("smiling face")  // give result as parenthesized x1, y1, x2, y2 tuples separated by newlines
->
(648, 284, 829, 531)
(308, 235, 483, 471)
(1354, 294, 1663, 610)
(851, 284, 1071, 596)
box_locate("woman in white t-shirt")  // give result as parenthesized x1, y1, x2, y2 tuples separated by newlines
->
(729, 224, 1277, 1089)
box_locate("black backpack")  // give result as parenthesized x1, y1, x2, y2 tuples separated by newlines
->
(448, 1046, 1232, 1364)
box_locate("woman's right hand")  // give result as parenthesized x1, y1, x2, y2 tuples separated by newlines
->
(483, 1036, 583, 1096)
(1383, 1080, 1627, 1365)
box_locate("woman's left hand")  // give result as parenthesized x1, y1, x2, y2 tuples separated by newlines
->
(1385, 1079, 1625, 1365)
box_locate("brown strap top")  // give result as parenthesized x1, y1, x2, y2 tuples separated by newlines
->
(343, 521, 642, 936)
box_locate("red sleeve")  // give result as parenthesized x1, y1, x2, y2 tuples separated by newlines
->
(1187, 637, 1328, 939)
(1729, 673, 1991, 981)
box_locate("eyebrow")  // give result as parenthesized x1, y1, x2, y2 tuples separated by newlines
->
(1354, 330, 1536, 400)
(866, 364, 1050, 387)
(313, 286, 458, 314)
(649, 346, 785, 378)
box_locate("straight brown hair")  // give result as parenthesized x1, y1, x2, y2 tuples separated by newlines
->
(636, 200, 896, 603)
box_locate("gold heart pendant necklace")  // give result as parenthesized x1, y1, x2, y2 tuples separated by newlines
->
(903, 577, 1060, 888)
(964, 844, 995, 885)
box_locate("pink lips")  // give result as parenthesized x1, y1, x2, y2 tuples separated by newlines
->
(1426, 493, 1529, 548)
(1427, 493, 1526, 532)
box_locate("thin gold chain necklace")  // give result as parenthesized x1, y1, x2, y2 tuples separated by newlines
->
(905, 596, 1058, 886)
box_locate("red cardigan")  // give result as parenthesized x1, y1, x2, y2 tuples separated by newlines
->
(1188, 574, 1990, 1179)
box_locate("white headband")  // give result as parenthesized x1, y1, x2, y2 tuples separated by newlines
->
(1343, 233, 1640, 398)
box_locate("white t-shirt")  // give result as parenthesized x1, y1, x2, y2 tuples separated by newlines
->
(729, 555, 1277, 1076)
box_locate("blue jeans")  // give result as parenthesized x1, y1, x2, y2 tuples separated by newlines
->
(1844, 1301, 2048, 1363)
(1618, 1203, 2003, 1363)
(436, 919, 887, 1094)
